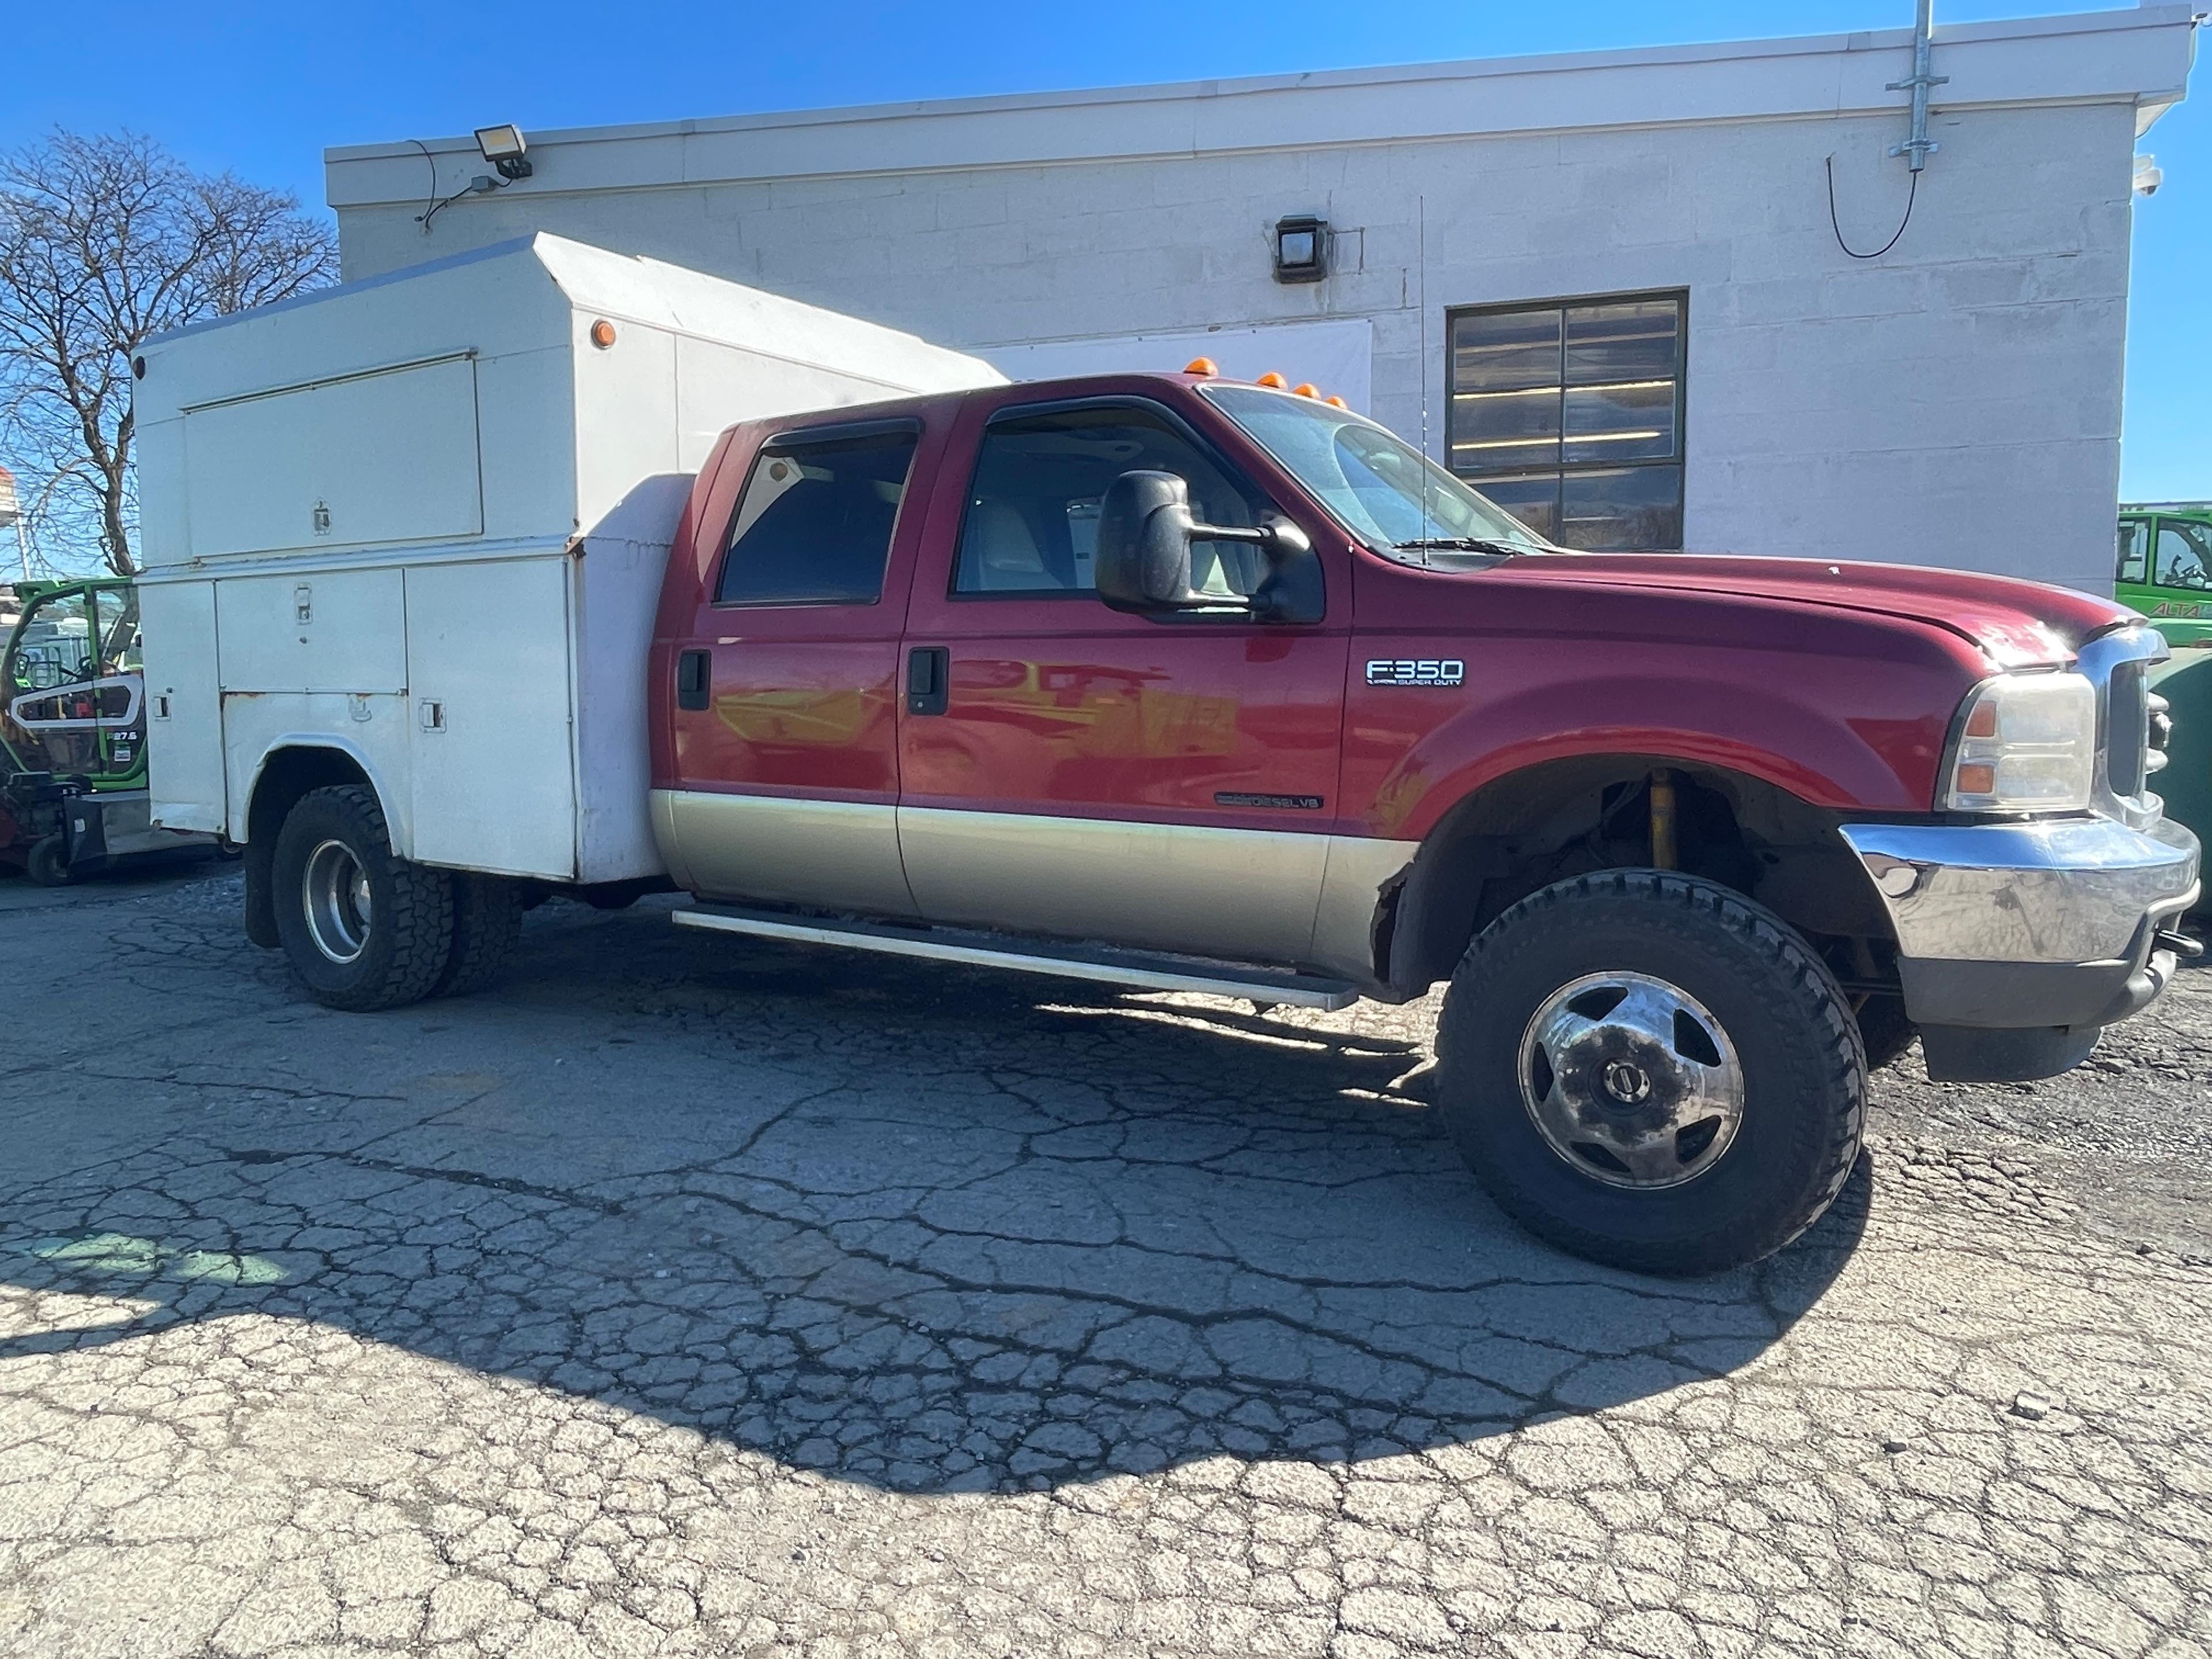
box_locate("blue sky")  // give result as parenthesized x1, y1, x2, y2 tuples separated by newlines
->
(4, 1, 2203, 499)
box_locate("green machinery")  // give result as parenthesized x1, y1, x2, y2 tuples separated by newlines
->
(2120, 505, 2212, 908)
(1, 576, 206, 884)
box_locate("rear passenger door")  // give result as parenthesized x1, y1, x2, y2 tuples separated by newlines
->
(657, 416, 931, 917)
(896, 393, 1350, 966)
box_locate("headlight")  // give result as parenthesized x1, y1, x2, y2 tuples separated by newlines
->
(1942, 672, 2096, 812)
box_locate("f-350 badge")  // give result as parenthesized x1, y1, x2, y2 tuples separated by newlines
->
(1366, 659, 1465, 687)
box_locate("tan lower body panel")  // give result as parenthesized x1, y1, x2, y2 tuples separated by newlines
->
(652, 790, 916, 919)
(653, 789, 1417, 978)
(1312, 834, 1421, 982)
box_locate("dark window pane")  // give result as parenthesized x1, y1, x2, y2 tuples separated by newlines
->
(1450, 308, 1562, 393)
(2155, 522, 2212, 591)
(2119, 521, 2149, 583)
(717, 429, 919, 606)
(1558, 465, 1683, 551)
(956, 404, 1266, 597)
(1563, 380, 1677, 465)
(1566, 300, 1679, 385)
(1449, 387, 1562, 473)
(1469, 474, 1562, 543)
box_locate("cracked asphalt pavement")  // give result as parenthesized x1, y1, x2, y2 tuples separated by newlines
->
(3, 864, 2210, 1658)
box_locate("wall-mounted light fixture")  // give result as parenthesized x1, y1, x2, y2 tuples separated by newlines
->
(474, 124, 533, 182)
(1272, 215, 1329, 284)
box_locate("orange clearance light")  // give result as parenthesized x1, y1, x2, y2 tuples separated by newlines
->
(589, 319, 618, 350)
(1324, 395, 1349, 408)
(1292, 382, 1320, 398)
(1256, 370, 1289, 388)
(1183, 357, 1219, 376)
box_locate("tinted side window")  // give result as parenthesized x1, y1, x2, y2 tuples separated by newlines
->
(953, 404, 1269, 599)
(716, 427, 921, 607)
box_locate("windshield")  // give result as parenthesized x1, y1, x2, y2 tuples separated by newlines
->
(1201, 384, 1550, 559)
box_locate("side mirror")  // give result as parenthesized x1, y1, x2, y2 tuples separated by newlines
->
(1095, 470, 1201, 613)
(1094, 469, 1315, 619)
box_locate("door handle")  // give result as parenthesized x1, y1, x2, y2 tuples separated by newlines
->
(906, 646, 949, 716)
(676, 649, 711, 711)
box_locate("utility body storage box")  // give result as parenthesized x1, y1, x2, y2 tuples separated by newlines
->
(136, 233, 1001, 882)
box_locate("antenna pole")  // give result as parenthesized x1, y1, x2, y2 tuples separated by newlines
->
(1418, 195, 1432, 546)
(1888, 0, 1945, 171)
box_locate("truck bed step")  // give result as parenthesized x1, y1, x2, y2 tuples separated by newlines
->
(671, 903, 1361, 1010)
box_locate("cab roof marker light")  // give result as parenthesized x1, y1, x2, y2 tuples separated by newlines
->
(1292, 382, 1321, 399)
(1256, 372, 1289, 389)
(1183, 357, 1219, 377)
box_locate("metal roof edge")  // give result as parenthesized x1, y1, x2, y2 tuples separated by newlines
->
(324, 5, 2198, 169)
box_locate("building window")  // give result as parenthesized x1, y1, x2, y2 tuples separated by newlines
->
(1446, 291, 1686, 551)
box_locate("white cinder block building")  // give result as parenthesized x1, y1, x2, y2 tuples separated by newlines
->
(326, 7, 2194, 592)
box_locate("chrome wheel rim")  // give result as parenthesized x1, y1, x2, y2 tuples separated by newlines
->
(1518, 971, 1745, 1190)
(302, 839, 372, 965)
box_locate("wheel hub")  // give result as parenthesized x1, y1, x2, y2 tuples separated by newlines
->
(1518, 971, 1745, 1189)
(302, 839, 372, 966)
(1601, 1058, 1652, 1105)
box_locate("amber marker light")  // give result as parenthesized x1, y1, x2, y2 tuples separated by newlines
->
(1256, 371, 1289, 388)
(589, 319, 618, 349)
(1325, 395, 1349, 408)
(1183, 357, 1219, 376)
(1292, 382, 1320, 398)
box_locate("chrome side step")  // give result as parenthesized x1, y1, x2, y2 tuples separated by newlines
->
(671, 903, 1361, 1010)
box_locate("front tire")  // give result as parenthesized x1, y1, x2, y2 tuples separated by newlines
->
(1435, 870, 1865, 1277)
(24, 835, 73, 887)
(272, 785, 453, 1011)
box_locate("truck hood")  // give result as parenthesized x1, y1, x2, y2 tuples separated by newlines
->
(1510, 552, 2134, 669)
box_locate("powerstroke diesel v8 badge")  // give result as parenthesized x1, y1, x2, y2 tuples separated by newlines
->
(1366, 659, 1466, 687)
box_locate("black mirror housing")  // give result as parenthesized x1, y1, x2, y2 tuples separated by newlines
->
(1095, 470, 1200, 613)
(1095, 469, 1324, 624)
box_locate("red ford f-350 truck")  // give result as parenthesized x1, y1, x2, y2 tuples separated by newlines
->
(137, 237, 2200, 1275)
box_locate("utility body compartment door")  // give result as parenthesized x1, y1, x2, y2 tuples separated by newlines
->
(405, 559, 579, 880)
(141, 581, 226, 835)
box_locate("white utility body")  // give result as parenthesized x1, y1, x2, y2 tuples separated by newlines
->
(136, 233, 1001, 883)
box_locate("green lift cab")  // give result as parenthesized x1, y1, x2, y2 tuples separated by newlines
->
(2121, 505, 2212, 906)
(2118, 505, 2212, 646)
(0, 577, 200, 884)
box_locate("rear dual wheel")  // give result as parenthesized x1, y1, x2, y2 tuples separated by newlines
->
(272, 785, 520, 1010)
(1436, 871, 1866, 1277)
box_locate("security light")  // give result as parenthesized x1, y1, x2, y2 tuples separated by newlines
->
(1272, 215, 1328, 284)
(474, 124, 532, 182)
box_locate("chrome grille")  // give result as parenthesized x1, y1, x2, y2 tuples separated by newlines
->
(2077, 626, 2168, 828)
(2108, 658, 2148, 798)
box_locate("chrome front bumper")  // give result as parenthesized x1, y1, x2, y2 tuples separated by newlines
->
(1839, 815, 2199, 1076)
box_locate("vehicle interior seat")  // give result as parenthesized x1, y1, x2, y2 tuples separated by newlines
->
(964, 499, 1059, 591)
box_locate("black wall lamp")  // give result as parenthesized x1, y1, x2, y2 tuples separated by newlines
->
(1272, 215, 1329, 283)
(474, 124, 533, 182)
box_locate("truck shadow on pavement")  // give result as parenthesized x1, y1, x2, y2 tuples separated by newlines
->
(0, 899, 1868, 1495)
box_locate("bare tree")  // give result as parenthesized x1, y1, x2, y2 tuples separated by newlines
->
(0, 131, 338, 578)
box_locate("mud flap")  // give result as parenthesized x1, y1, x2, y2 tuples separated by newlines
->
(244, 836, 280, 949)
(1918, 1023, 2099, 1083)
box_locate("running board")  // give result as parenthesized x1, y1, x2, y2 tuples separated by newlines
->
(671, 903, 1361, 1010)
